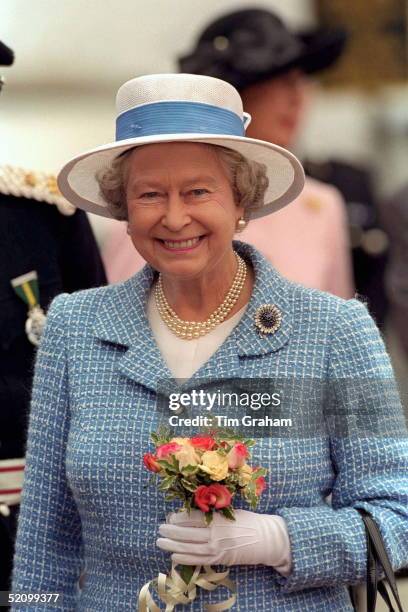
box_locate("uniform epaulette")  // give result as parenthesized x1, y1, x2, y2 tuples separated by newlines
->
(0, 165, 76, 216)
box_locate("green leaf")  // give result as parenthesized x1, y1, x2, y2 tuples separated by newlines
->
(251, 467, 267, 478)
(249, 496, 259, 510)
(219, 506, 235, 521)
(242, 486, 260, 511)
(243, 439, 256, 447)
(246, 481, 256, 494)
(171, 455, 180, 471)
(156, 459, 179, 474)
(181, 464, 198, 474)
(150, 432, 160, 445)
(158, 475, 177, 490)
(183, 497, 192, 512)
(205, 511, 213, 525)
(180, 478, 198, 493)
(165, 491, 182, 502)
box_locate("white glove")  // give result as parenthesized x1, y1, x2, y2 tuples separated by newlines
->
(157, 509, 292, 576)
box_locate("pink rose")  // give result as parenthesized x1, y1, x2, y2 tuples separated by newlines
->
(143, 453, 161, 473)
(194, 484, 232, 513)
(190, 436, 217, 451)
(156, 442, 182, 459)
(227, 442, 249, 469)
(255, 476, 266, 496)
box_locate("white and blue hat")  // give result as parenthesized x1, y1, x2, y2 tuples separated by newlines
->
(58, 73, 305, 219)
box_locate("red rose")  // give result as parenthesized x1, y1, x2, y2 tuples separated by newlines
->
(156, 442, 182, 459)
(194, 484, 232, 513)
(227, 442, 249, 469)
(190, 436, 216, 451)
(143, 453, 161, 473)
(255, 476, 266, 496)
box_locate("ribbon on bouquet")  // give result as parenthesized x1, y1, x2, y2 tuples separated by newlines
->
(138, 563, 236, 611)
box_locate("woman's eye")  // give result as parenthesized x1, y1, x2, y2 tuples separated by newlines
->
(190, 188, 209, 196)
(140, 192, 160, 199)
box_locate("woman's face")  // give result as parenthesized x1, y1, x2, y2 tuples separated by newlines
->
(125, 142, 243, 280)
(241, 69, 311, 148)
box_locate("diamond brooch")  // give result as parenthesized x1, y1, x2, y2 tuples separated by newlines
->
(254, 304, 282, 337)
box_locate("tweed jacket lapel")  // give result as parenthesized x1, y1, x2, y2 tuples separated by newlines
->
(93, 263, 175, 391)
(185, 241, 292, 387)
(93, 240, 292, 392)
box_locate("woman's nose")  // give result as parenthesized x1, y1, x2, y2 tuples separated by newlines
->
(161, 192, 191, 230)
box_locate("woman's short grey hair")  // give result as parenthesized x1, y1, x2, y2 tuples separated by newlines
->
(95, 144, 269, 222)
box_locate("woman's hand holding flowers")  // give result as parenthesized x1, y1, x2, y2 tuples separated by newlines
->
(157, 508, 292, 574)
(141, 430, 288, 609)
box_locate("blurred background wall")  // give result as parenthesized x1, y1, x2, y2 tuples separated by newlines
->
(1, 1, 407, 230)
(0, 1, 316, 236)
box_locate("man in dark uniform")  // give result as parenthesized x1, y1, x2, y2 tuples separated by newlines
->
(0, 40, 107, 599)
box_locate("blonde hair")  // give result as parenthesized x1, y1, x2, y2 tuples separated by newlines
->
(95, 144, 269, 221)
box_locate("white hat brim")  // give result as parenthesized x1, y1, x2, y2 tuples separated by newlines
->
(57, 133, 305, 219)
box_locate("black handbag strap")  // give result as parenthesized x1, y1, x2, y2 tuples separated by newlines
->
(378, 580, 399, 611)
(357, 508, 405, 612)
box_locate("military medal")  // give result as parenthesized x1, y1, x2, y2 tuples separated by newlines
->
(11, 271, 46, 346)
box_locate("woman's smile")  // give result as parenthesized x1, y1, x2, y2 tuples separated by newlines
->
(157, 234, 207, 253)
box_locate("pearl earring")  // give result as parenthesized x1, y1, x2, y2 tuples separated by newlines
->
(236, 217, 247, 232)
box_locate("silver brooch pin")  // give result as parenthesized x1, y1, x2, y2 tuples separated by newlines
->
(254, 304, 282, 337)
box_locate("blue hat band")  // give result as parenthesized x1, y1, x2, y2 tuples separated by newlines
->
(115, 101, 245, 141)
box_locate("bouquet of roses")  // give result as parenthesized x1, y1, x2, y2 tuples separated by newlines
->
(138, 427, 267, 611)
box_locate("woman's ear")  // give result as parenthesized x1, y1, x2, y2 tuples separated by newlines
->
(126, 223, 131, 235)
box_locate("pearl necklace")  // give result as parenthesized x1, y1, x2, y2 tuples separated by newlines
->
(155, 253, 247, 339)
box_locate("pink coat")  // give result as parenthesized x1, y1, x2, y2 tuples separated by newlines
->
(102, 177, 354, 299)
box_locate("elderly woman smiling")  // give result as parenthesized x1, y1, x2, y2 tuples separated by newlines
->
(96, 142, 264, 339)
(10, 74, 408, 612)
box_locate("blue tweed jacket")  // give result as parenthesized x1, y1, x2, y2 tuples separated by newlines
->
(11, 241, 408, 611)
